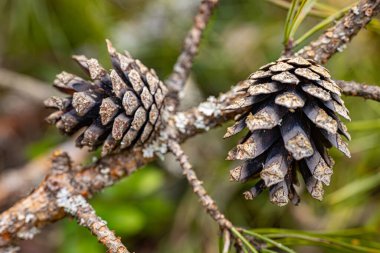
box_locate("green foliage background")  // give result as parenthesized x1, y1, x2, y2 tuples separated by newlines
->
(0, 0, 380, 252)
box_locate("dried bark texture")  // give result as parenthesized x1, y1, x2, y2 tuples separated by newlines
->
(168, 140, 232, 229)
(336, 80, 380, 102)
(166, 0, 219, 96)
(0, 140, 88, 207)
(296, 0, 380, 64)
(47, 153, 129, 253)
(56, 190, 129, 253)
(0, 149, 151, 249)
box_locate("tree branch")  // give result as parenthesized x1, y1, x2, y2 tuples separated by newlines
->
(336, 80, 380, 102)
(168, 140, 263, 253)
(166, 0, 219, 97)
(56, 190, 129, 253)
(0, 139, 88, 207)
(168, 140, 232, 229)
(296, 0, 380, 64)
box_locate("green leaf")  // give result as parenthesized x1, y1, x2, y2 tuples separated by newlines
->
(282, 0, 316, 47)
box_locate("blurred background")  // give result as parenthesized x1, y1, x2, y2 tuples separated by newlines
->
(0, 0, 379, 252)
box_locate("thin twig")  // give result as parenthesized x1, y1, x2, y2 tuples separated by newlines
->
(46, 152, 130, 253)
(166, 0, 219, 98)
(168, 140, 261, 253)
(56, 191, 129, 253)
(336, 80, 380, 102)
(168, 140, 232, 229)
(296, 0, 380, 64)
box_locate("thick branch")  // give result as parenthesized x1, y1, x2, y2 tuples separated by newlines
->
(296, 0, 380, 64)
(336, 80, 380, 102)
(0, 140, 88, 206)
(166, 0, 219, 96)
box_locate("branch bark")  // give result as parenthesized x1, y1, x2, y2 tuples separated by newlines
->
(296, 0, 380, 64)
(57, 191, 129, 253)
(168, 140, 232, 229)
(336, 80, 380, 102)
(0, 139, 88, 207)
(166, 0, 219, 97)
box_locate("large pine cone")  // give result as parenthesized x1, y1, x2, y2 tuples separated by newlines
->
(225, 57, 350, 206)
(44, 40, 167, 156)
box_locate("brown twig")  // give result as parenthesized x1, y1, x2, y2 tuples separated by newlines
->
(168, 140, 261, 252)
(168, 140, 232, 229)
(47, 153, 129, 253)
(336, 80, 380, 102)
(166, 0, 219, 97)
(56, 191, 129, 253)
(0, 139, 88, 207)
(296, 0, 380, 64)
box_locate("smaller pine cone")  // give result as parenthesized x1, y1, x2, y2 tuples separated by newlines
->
(45, 40, 167, 156)
(225, 57, 350, 206)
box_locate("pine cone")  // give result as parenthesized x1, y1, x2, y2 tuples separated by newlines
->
(225, 57, 350, 206)
(44, 40, 167, 156)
